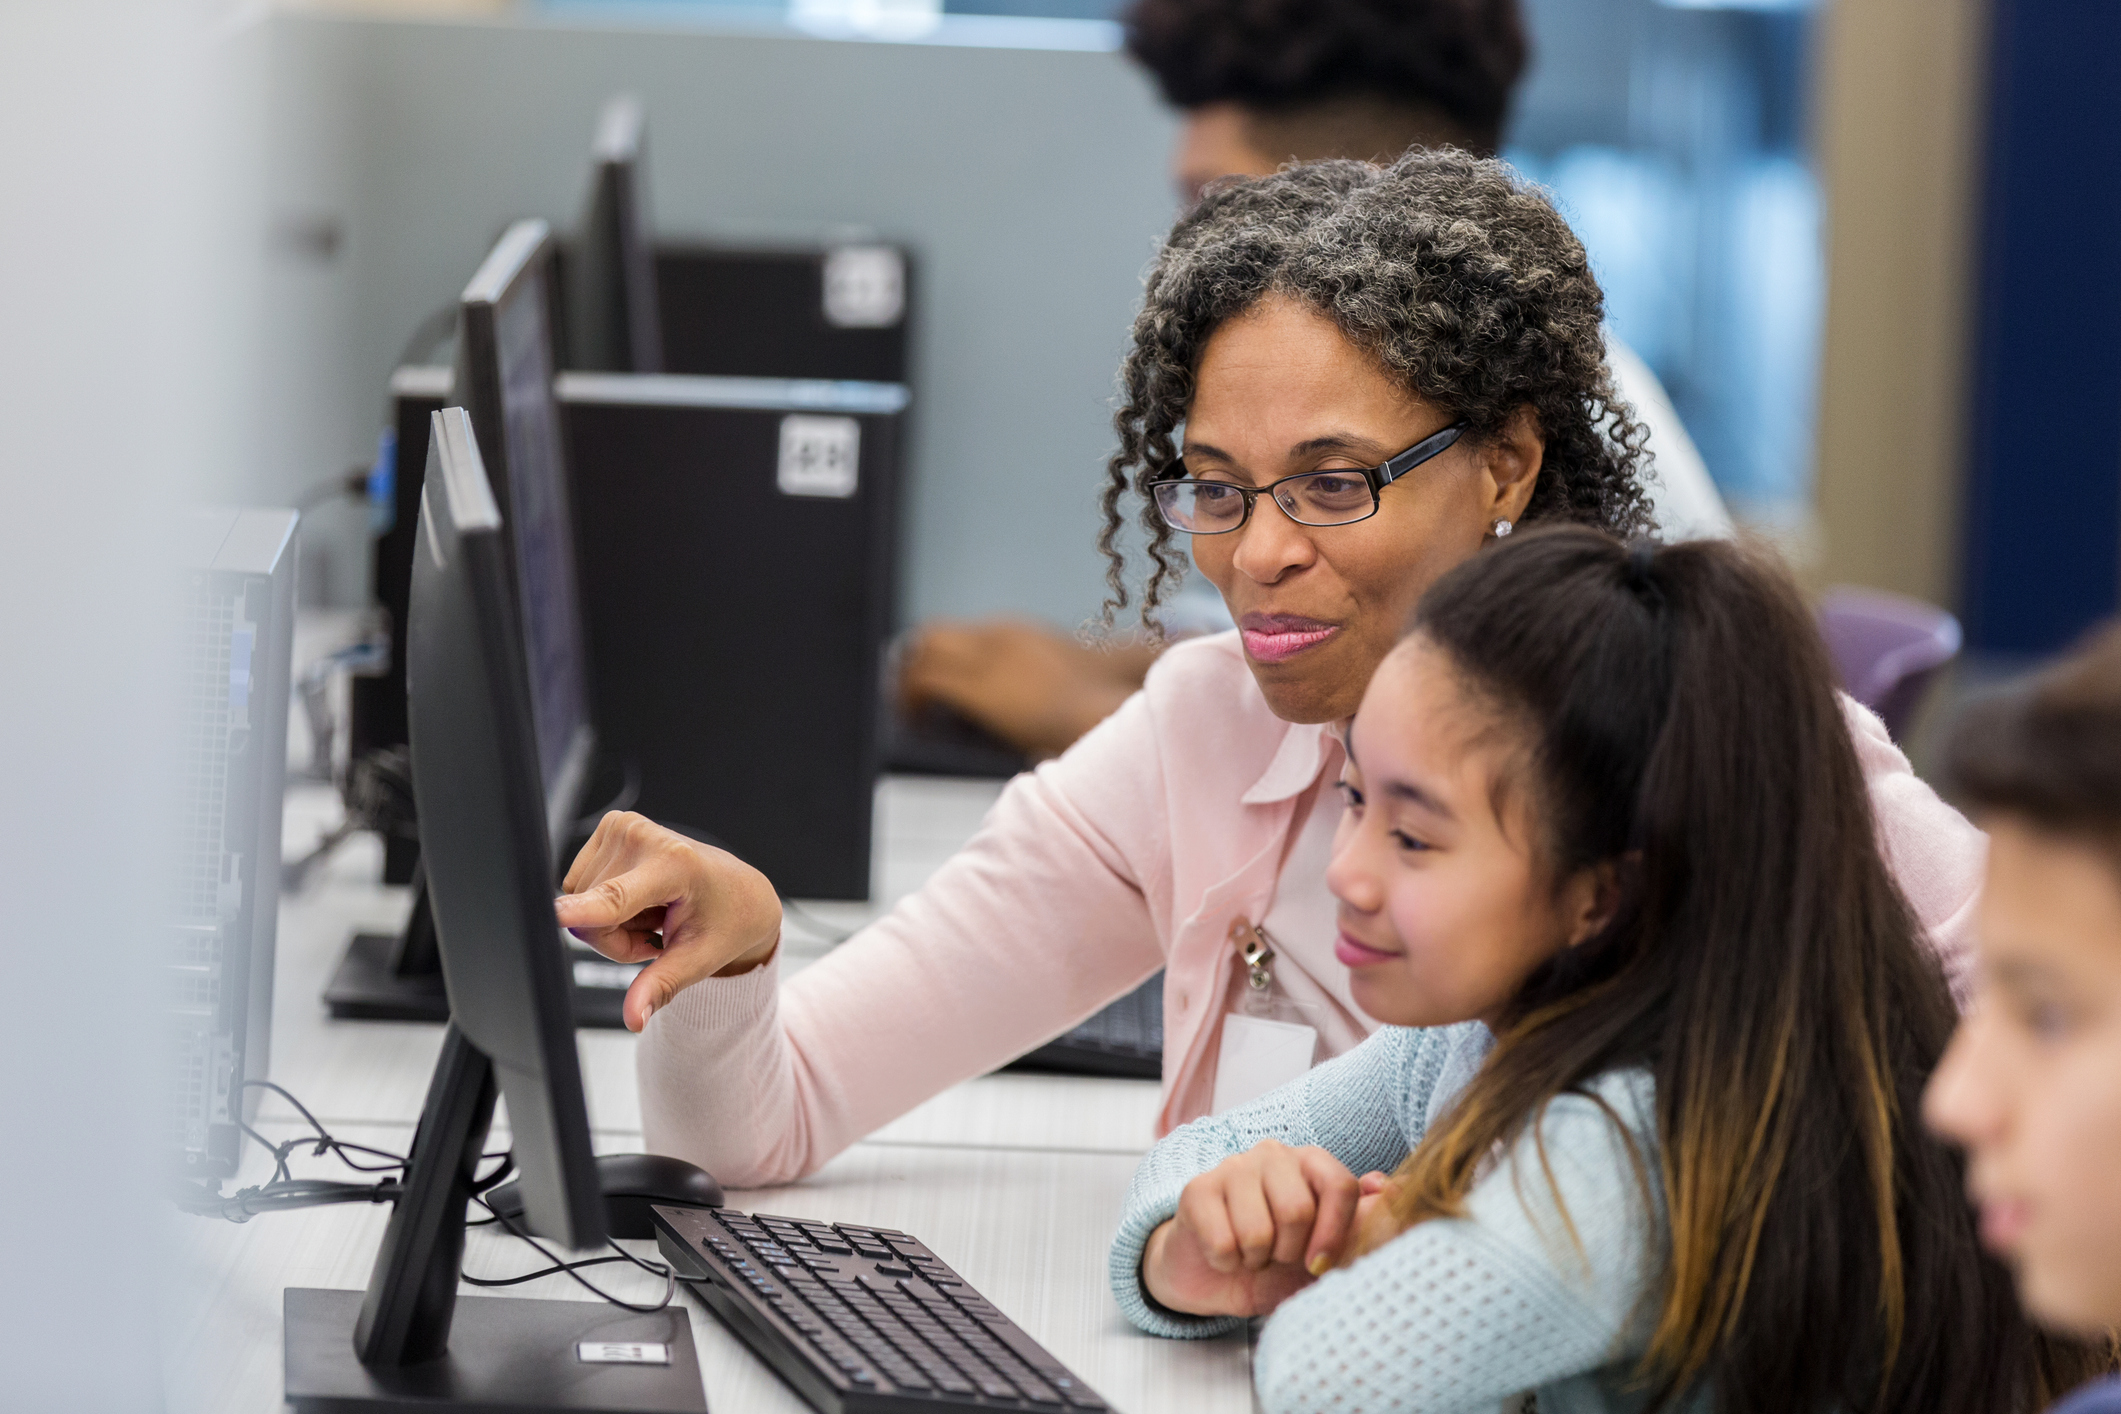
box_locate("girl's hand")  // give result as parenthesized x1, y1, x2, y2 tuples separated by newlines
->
(1342, 1170, 1407, 1263)
(1140, 1141, 1373, 1318)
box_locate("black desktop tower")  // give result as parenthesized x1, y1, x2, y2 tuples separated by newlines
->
(171, 507, 297, 1179)
(559, 372, 908, 900)
(652, 241, 911, 384)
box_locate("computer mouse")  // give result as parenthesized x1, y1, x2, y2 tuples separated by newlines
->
(485, 1152, 723, 1241)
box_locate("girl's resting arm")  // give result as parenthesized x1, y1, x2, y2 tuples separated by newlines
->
(1253, 1069, 1663, 1414)
(636, 686, 1174, 1188)
(1108, 1026, 1474, 1339)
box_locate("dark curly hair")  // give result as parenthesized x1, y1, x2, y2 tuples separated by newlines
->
(1123, 0, 1528, 156)
(1097, 149, 1654, 628)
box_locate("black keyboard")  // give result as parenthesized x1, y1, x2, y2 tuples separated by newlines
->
(653, 1205, 1108, 1413)
(1004, 973, 1163, 1081)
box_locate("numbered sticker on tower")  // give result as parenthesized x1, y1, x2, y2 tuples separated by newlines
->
(821, 245, 905, 328)
(777, 415, 861, 498)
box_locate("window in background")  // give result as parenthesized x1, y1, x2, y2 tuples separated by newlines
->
(1508, 0, 1822, 528)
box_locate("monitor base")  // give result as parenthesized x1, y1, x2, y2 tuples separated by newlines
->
(323, 932, 450, 1022)
(284, 1287, 705, 1413)
(324, 933, 632, 1029)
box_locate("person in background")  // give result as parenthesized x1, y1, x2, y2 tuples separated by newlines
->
(1925, 622, 2121, 1414)
(559, 153, 1983, 1193)
(901, 0, 1731, 761)
(1111, 529, 2089, 1413)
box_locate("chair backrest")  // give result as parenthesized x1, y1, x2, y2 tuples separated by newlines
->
(1816, 586, 1964, 739)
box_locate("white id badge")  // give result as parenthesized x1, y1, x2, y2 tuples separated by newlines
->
(1211, 1012, 1319, 1115)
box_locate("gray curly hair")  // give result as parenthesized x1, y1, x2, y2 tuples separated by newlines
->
(1098, 148, 1655, 627)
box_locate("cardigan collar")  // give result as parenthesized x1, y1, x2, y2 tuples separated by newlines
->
(1239, 718, 1344, 806)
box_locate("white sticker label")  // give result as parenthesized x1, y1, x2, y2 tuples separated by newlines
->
(1211, 1013, 1319, 1116)
(577, 1342, 671, 1366)
(778, 415, 861, 498)
(822, 245, 905, 328)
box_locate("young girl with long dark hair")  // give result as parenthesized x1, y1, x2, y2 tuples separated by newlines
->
(1112, 528, 2094, 1412)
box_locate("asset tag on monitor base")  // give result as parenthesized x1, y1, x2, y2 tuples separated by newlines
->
(577, 1341, 671, 1365)
(1211, 1013, 1319, 1115)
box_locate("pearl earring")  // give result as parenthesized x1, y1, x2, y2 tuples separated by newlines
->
(1492, 519, 1514, 538)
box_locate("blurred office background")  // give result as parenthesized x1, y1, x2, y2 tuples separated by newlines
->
(217, 0, 2117, 663)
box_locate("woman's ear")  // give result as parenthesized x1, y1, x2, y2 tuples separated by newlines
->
(1481, 406, 1545, 525)
(1561, 855, 1630, 949)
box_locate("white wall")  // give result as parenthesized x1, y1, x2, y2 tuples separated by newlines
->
(248, 10, 1180, 627)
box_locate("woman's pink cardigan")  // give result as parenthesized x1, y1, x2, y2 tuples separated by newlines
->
(638, 631, 1983, 1187)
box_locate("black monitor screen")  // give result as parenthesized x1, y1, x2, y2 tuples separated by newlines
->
(568, 95, 662, 374)
(461, 220, 593, 829)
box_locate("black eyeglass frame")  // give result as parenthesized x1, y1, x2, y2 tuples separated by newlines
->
(1149, 421, 1469, 534)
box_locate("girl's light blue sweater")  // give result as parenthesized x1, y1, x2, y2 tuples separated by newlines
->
(1108, 1023, 1673, 1414)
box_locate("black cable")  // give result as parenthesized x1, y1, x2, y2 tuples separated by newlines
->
(240, 1079, 410, 1175)
(170, 1174, 403, 1222)
(470, 1194, 677, 1314)
(461, 1254, 636, 1288)
(196, 1085, 672, 1316)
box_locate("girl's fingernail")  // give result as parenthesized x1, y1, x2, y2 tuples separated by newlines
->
(1306, 1253, 1331, 1277)
(638, 1001, 655, 1028)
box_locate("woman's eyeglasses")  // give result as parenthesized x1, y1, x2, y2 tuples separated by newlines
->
(1150, 422, 1467, 535)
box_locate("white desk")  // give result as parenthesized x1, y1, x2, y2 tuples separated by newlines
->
(171, 775, 1252, 1413)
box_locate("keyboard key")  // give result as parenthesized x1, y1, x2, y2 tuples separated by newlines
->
(1051, 1375, 1108, 1409)
(1014, 1375, 1066, 1407)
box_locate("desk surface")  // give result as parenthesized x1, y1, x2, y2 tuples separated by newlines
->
(171, 773, 1251, 1413)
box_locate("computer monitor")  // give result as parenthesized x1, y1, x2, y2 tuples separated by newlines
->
(325, 220, 613, 1026)
(284, 408, 701, 1411)
(459, 217, 596, 847)
(565, 96, 663, 375)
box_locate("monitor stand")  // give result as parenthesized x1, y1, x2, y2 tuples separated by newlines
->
(284, 1024, 706, 1413)
(323, 858, 634, 1029)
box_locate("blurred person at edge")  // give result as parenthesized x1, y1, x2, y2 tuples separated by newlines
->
(900, 0, 1731, 760)
(1926, 622, 2121, 1414)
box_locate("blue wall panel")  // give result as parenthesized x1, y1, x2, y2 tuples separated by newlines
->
(1961, 0, 2121, 653)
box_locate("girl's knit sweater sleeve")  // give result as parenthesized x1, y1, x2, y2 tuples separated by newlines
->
(1252, 1069, 1663, 1414)
(1111, 1029, 1665, 1414)
(1107, 1025, 1475, 1339)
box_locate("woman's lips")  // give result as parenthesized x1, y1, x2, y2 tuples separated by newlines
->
(1240, 613, 1340, 664)
(1334, 930, 1400, 968)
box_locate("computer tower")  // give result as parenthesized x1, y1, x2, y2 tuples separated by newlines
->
(559, 372, 908, 900)
(170, 507, 297, 1179)
(346, 364, 450, 884)
(651, 242, 911, 385)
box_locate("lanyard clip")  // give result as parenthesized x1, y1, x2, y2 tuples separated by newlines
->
(1229, 919, 1276, 992)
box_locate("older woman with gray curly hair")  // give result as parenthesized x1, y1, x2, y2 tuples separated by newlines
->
(556, 151, 1983, 1190)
